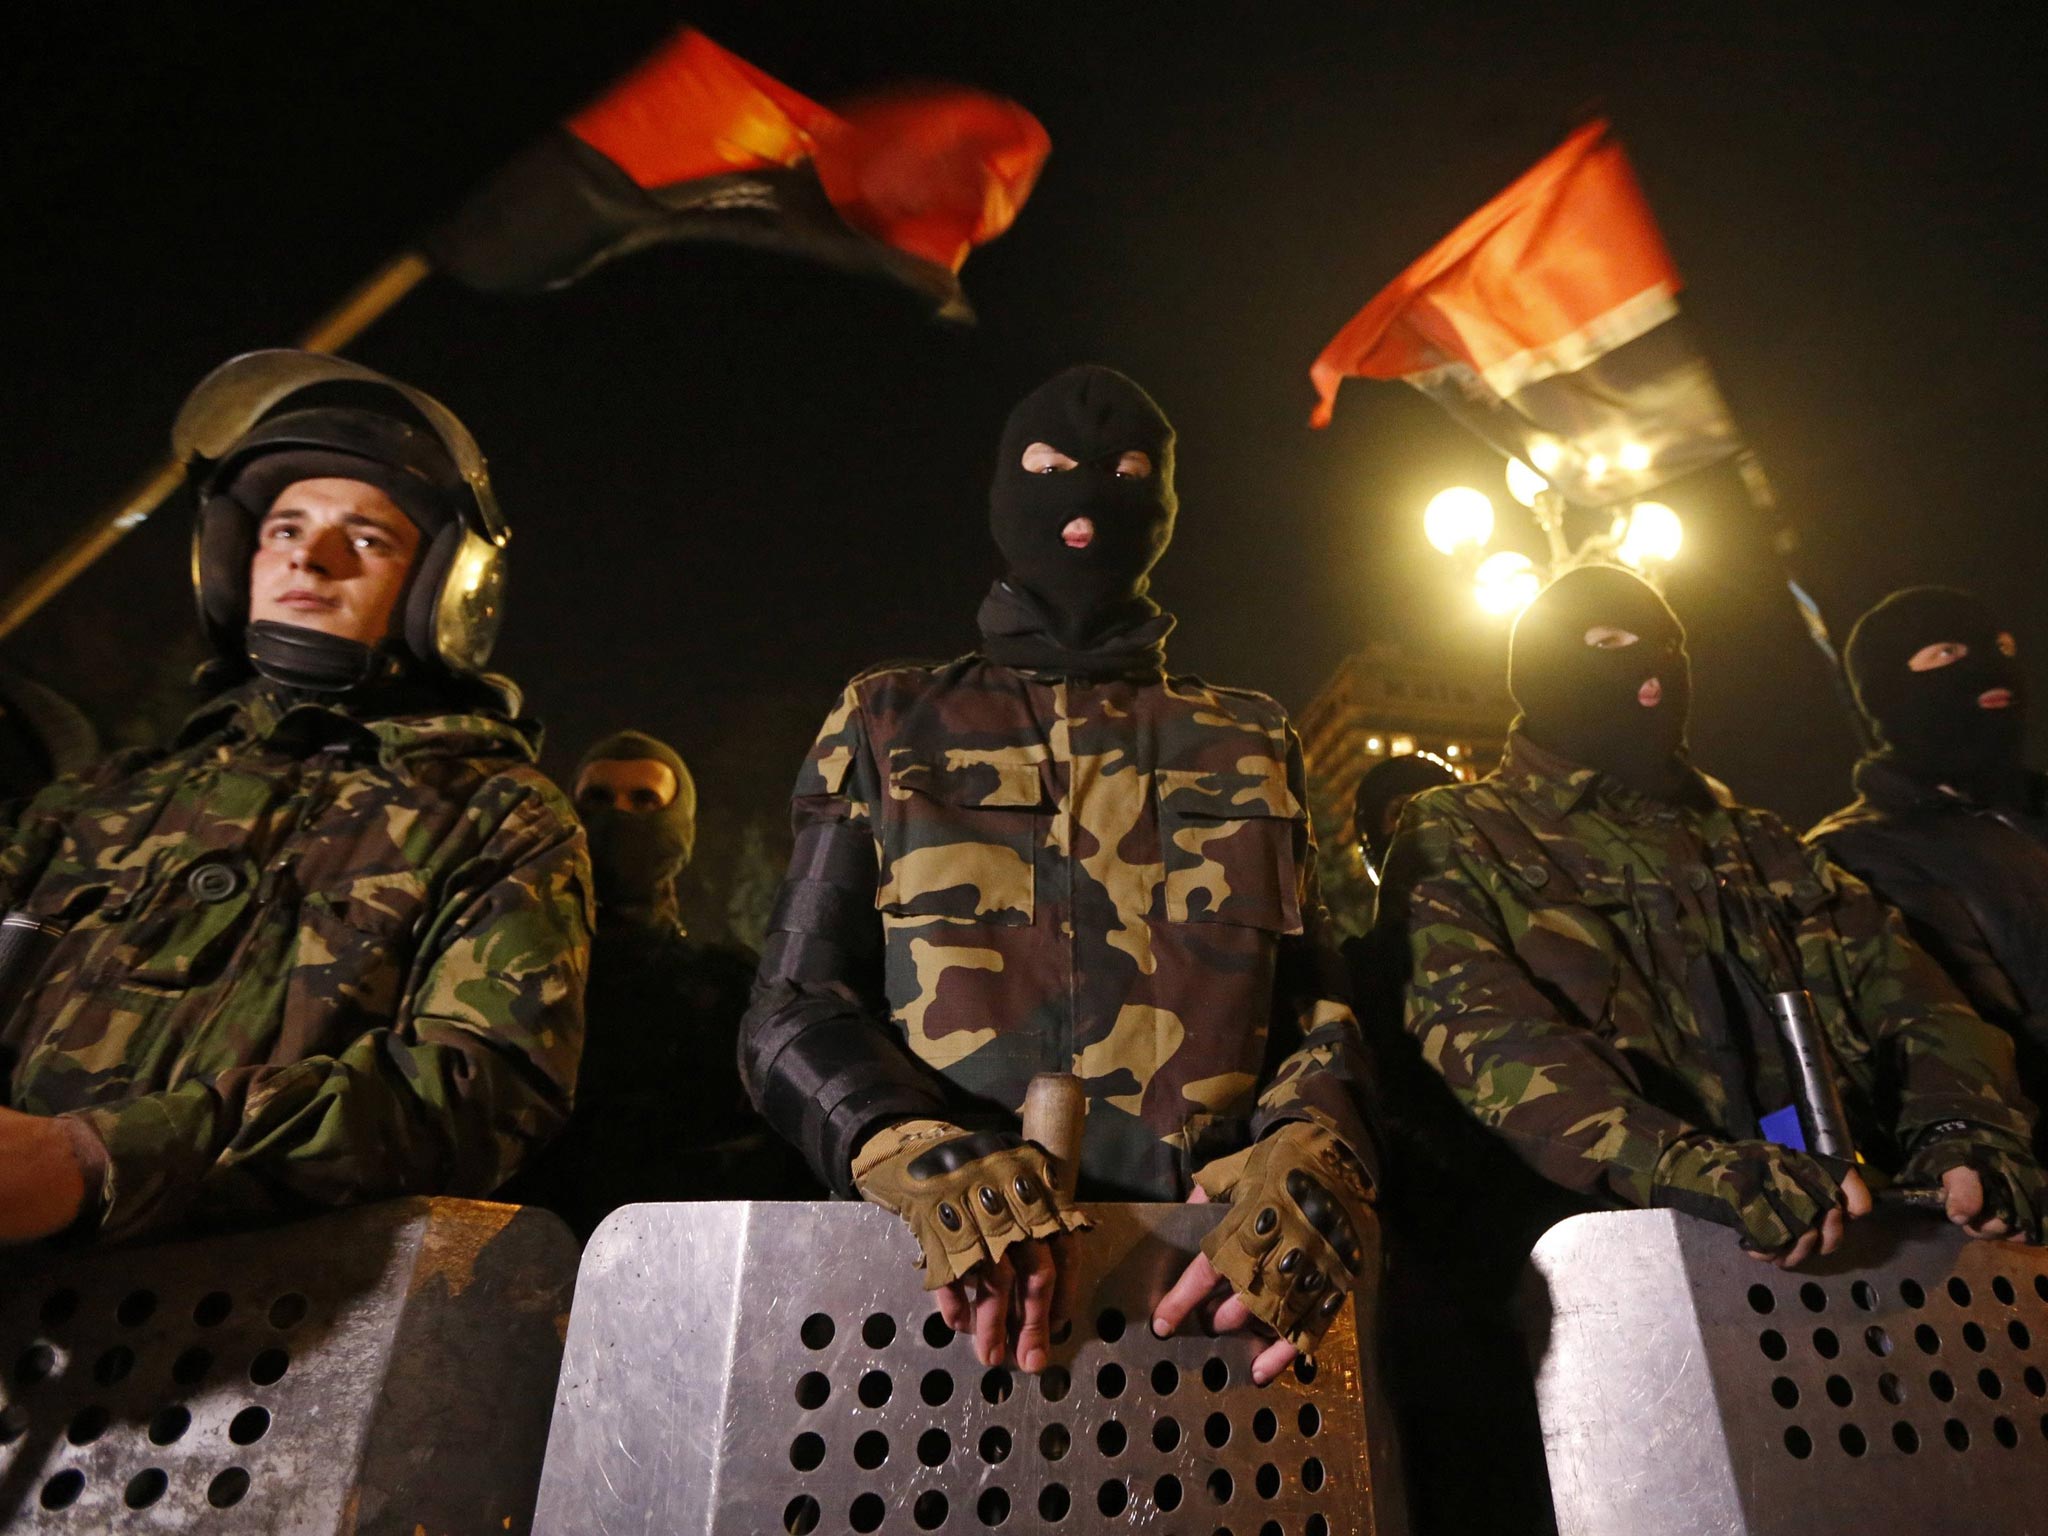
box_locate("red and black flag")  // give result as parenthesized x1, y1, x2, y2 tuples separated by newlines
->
(1308, 119, 1737, 504)
(426, 29, 1050, 321)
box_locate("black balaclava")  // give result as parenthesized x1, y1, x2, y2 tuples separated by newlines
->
(1509, 564, 1693, 798)
(1845, 586, 2026, 805)
(981, 366, 1178, 669)
(575, 730, 699, 930)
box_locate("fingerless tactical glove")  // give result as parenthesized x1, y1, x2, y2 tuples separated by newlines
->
(852, 1119, 1089, 1288)
(1193, 1122, 1375, 1351)
(1650, 1135, 1847, 1253)
(1902, 1122, 2047, 1242)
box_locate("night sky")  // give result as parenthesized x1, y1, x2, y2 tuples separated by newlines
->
(6, 4, 2044, 936)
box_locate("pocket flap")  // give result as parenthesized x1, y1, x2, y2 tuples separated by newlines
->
(892, 750, 1050, 810)
(1155, 764, 1302, 821)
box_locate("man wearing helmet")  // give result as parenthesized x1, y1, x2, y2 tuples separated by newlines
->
(0, 351, 591, 1246)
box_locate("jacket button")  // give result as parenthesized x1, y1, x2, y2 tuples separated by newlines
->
(1517, 864, 1549, 888)
(187, 864, 241, 904)
(1686, 866, 1711, 892)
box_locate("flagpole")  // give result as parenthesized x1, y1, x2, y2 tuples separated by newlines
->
(0, 249, 433, 644)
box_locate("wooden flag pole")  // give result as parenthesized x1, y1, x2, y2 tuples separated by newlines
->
(0, 250, 433, 644)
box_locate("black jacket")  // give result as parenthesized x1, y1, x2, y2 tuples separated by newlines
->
(1809, 757, 2048, 1145)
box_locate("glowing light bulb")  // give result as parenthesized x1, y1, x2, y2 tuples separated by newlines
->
(1423, 487, 1495, 555)
(1618, 501, 1683, 567)
(1504, 457, 1548, 509)
(1619, 441, 1653, 474)
(1527, 437, 1565, 475)
(1584, 452, 1611, 482)
(1365, 736, 1383, 753)
(1390, 735, 1416, 757)
(1444, 743, 1461, 759)
(1474, 550, 1541, 616)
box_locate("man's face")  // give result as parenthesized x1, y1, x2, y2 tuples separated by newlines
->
(575, 758, 678, 815)
(248, 478, 421, 646)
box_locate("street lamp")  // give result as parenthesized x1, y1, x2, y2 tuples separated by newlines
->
(1422, 487, 1494, 556)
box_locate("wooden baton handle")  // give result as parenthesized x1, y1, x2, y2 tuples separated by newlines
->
(1021, 1073, 1087, 1203)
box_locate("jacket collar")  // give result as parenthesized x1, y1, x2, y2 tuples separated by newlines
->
(1495, 729, 1726, 823)
(176, 677, 540, 778)
(1852, 753, 2048, 818)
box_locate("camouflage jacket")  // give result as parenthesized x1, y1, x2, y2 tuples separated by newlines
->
(763, 654, 1375, 1200)
(0, 679, 592, 1242)
(1377, 731, 2034, 1207)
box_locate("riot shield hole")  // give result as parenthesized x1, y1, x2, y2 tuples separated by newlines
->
(918, 1428, 951, 1467)
(1096, 1419, 1126, 1457)
(1254, 1463, 1280, 1497)
(40, 1290, 79, 1328)
(1251, 1407, 1277, 1442)
(148, 1405, 191, 1444)
(1746, 1284, 1774, 1315)
(1759, 1330, 1787, 1361)
(1948, 1278, 1972, 1307)
(1877, 1373, 1904, 1405)
(1892, 1421, 1919, 1453)
(1782, 1426, 1812, 1458)
(16, 1344, 56, 1385)
(207, 1467, 251, 1508)
(1154, 1474, 1183, 1511)
(1259, 1522, 1284, 1536)
(1899, 1279, 1926, 1307)
(1825, 1376, 1852, 1408)
(922, 1369, 954, 1406)
(1301, 1456, 1325, 1491)
(65, 1405, 109, 1445)
(1097, 1479, 1128, 1516)
(1052, 1320, 1073, 1344)
(981, 1367, 1014, 1405)
(1838, 1424, 1866, 1456)
(977, 1487, 1010, 1526)
(124, 1468, 168, 1509)
(1812, 1328, 1840, 1359)
(1206, 1467, 1234, 1503)
(1205, 1411, 1231, 1448)
(230, 1405, 272, 1445)
(249, 1347, 290, 1386)
(1943, 1419, 1970, 1451)
(1980, 1369, 2003, 1400)
(2024, 1366, 2046, 1397)
(795, 1371, 831, 1409)
(979, 1426, 1012, 1464)
(2035, 1274, 2048, 1303)
(1914, 1325, 1941, 1355)
(173, 1346, 213, 1386)
(117, 1289, 157, 1327)
(1097, 1308, 1126, 1342)
(93, 1345, 133, 1386)
(1203, 1357, 1229, 1390)
(923, 1313, 953, 1348)
(1930, 1371, 1956, 1401)
(1294, 1356, 1318, 1384)
(1993, 1416, 2018, 1448)
(268, 1292, 308, 1330)
(1799, 1283, 1827, 1313)
(2040, 1412, 2048, 1440)
(194, 1291, 234, 1327)
(1038, 1482, 1070, 1521)
(800, 1314, 835, 1350)
(1307, 1516, 1331, 1536)
(1851, 1281, 1878, 1311)
(857, 1370, 892, 1408)
(1151, 1361, 1179, 1395)
(854, 1430, 889, 1469)
(1963, 1323, 1988, 1352)
(1298, 1402, 1321, 1437)
(789, 1432, 825, 1471)
(0, 1406, 27, 1444)
(783, 1494, 820, 1534)
(39, 1470, 83, 1510)
(1992, 1276, 2016, 1306)
(1771, 1377, 1799, 1408)
(850, 1492, 886, 1532)
(2011, 1322, 2032, 1350)
(1040, 1423, 1071, 1460)
(1153, 1418, 1181, 1452)
(1041, 1366, 1071, 1403)
(1097, 1362, 1126, 1399)
(915, 1490, 949, 1528)
(863, 1314, 897, 1349)
(1865, 1326, 1892, 1356)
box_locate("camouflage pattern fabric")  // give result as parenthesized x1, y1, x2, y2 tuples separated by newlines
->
(1649, 1134, 1849, 1252)
(1378, 731, 2038, 1212)
(0, 679, 592, 1243)
(783, 655, 1376, 1201)
(1901, 1131, 2048, 1241)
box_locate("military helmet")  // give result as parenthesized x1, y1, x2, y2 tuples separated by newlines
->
(176, 350, 511, 678)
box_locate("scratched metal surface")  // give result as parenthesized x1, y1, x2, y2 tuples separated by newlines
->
(535, 1200, 1402, 1535)
(1529, 1207, 2048, 1536)
(0, 1198, 576, 1535)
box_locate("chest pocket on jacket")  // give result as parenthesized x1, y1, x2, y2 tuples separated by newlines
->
(97, 856, 261, 991)
(877, 754, 1046, 927)
(291, 872, 430, 1025)
(1156, 765, 1304, 933)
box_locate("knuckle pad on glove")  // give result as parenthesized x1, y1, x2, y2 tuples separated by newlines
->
(855, 1126, 1087, 1289)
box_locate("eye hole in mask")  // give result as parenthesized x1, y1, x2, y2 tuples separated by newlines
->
(1907, 641, 1969, 673)
(1021, 441, 1078, 474)
(1997, 632, 2018, 658)
(1583, 625, 1640, 650)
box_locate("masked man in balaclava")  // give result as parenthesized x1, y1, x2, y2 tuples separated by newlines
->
(741, 367, 1378, 1386)
(1375, 564, 2045, 1271)
(1811, 587, 2048, 1153)
(0, 350, 590, 1247)
(515, 730, 798, 1233)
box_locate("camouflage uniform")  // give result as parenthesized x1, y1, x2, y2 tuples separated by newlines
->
(0, 678, 591, 1242)
(745, 655, 1375, 1199)
(1377, 731, 2035, 1208)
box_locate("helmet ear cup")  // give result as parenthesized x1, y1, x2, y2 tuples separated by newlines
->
(402, 523, 507, 675)
(192, 492, 257, 660)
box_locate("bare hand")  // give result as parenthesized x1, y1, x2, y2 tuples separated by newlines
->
(934, 1234, 1076, 1372)
(1939, 1164, 2027, 1241)
(1149, 1186, 1300, 1387)
(1745, 1168, 1872, 1269)
(0, 1108, 92, 1244)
